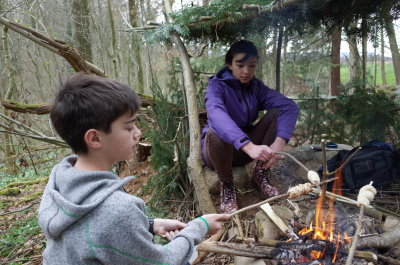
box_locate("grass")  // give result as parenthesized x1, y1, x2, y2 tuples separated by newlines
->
(0, 210, 44, 264)
(340, 62, 396, 86)
(0, 152, 61, 264)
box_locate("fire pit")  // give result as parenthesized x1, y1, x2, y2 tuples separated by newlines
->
(196, 142, 400, 265)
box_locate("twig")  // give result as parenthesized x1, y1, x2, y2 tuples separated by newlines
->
(232, 215, 244, 238)
(276, 145, 362, 178)
(21, 137, 38, 175)
(191, 229, 225, 265)
(0, 202, 38, 216)
(230, 178, 336, 216)
(276, 151, 310, 172)
(345, 205, 365, 265)
(327, 147, 362, 176)
(0, 112, 47, 137)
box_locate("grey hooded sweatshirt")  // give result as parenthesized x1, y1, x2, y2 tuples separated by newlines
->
(38, 156, 208, 265)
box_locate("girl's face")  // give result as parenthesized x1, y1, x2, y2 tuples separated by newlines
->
(228, 53, 258, 84)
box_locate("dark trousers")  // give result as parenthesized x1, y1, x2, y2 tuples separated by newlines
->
(203, 109, 279, 183)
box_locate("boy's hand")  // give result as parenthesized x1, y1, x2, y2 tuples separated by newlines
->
(153, 219, 186, 238)
(200, 214, 231, 235)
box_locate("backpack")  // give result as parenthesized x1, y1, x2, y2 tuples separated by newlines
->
(319, 140, 400, 190)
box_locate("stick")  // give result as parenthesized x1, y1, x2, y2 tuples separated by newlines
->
(276, 146, 361, 177)
(345, 204, 365, 265)
(232, 215, 244, 238)
(311, 188, 386, 220)
(327, 147, 362, 176)
(191, 229, 224, 265)
(197, 241, 377, 261)
(230, 177, 336, 216)
(260, 203, 299, 240)
(276, 151, 310, 172)
(197, 241, 301, 260)
(0, 202, 38, 216)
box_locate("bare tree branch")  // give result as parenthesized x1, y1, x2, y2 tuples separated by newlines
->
(0, 16, 106, 77)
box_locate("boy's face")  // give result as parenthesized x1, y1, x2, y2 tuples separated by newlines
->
(99, 112, 141, 163)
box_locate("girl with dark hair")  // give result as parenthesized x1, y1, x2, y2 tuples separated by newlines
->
(201, 40, 300, 213)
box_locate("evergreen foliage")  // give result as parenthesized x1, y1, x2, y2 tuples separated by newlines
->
(336, 83, 399, 145)
(153, 0, 400, 43)
(140, 60, 191, 207)
(297, 82, 400, 147)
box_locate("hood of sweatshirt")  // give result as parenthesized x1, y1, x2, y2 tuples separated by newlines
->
(38, 156, 134, 238)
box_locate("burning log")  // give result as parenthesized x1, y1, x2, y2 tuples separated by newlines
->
(199, 239, 378, 262)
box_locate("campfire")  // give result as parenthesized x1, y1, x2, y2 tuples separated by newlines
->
(293, 170, 353, 264)
(195, 143, 400, 265)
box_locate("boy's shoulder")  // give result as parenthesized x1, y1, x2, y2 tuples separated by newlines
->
(100, 189, 146, 213)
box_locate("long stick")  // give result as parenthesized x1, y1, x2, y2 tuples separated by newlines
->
(230, 178, 336, 216)
(345, 205, 365, 265)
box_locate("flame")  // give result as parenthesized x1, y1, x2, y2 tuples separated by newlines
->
(299, 222, 314, 235)
(306, 168, 349, 263)
(332, 233, 340, 263)
(343, 232, 352, 243)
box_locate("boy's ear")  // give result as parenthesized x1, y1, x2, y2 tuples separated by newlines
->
(84, 129, 102, 149)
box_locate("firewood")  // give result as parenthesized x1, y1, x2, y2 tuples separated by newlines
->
(357, 223, 400, 250)
(191, 229, 224, 265)
(260, 203, 299, 240)
(197, 241, 303, 260)
(197, 241, 377, 262)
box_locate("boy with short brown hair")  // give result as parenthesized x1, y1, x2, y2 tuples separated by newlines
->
(39, 73, 230, 265)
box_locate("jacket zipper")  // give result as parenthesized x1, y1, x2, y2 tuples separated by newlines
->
(241, 88, 251, 125)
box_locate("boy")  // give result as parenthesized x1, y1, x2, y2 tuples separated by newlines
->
(38, 73, 230, 265)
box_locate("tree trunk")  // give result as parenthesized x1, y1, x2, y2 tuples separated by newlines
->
(361, 19, 368, 88)
(330, 26, 341, 96)
(72, 0, 92, 62)
(384, 16, 400, 85)
(2, 25, 18, 174)
(282, 33, 289, 95)
(107, 0, 120, 79)
(271, 27, 277, 88)
(129, 0, 145, 93)
(380, 27, 387, 85)
(163, 0, 216, 214)
(346, 30, 362, 82)
(275, 24, 283, 93)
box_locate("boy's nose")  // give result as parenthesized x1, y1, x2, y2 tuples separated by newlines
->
(134, 128, 142, 139)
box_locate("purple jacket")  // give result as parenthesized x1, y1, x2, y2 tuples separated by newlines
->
(201, 67, 300, 153)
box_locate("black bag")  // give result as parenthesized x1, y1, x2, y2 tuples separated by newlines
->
(319, 141, 400, 190)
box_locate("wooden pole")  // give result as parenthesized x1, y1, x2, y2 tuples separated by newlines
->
(345, 205, 365, 265)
